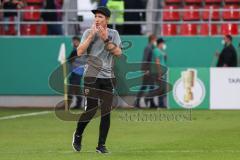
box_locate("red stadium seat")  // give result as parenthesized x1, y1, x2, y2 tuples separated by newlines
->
(180, 24, 198, 35)
(221, 23, 238, 35)
(224, 0, 240, 3)
(185, 0, 202, 4)
(202, 5, 220, 20)
(200, 24, 218, 35)
(222, 5, 240, 20)
(165, 0, 181, 3)
(0, 25, 4, 35)
(39, 24, 48, 35)
(183, 6, 200, 21)
(163, 5, 180, 21)
(21, 24, 37, 35)
(22, 6, 41, 21)
(4, 16, 17, 35)
(161, 24, 177, 36)
(25, 0, 43, 4)
(204, 0, 222, 3)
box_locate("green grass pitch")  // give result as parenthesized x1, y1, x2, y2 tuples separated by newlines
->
(0, 108, 240, 160)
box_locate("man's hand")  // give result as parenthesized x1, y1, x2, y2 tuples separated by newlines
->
(88, 24, 98, 40)
(77, 24, 97, 56)
(97, 25, 108, 41)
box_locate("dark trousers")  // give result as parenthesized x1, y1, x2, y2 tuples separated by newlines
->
(135, 74, 156, 108)
(75, 77, 115, 146)
(68, 73, 82, 107)
(157, 77, 167, 108)
(47, 24, 63, 35)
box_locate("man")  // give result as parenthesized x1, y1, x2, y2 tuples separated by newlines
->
(42, 0, 63, 35)
(217, 35, 237, 67)
(123, 0, 145, 35)
(72, 6, 122, 153)
(135, 34, 157, 108)
(153, 38, 167, 108)
(67, 36, 83, 109)
(2, 0, 24, 35)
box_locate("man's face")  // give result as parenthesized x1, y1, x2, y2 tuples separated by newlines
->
(158, 43, 164, 49)
(94, 13, 108, 27)
(72, 39, 80, 48)
(152, 38, 157, 44)
(223, 36, 230, 44)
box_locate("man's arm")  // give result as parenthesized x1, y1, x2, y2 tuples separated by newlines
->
(97, 26, 122, 57)
(104, 41, 122, 57)
(155, 58, 162, 80)
(77, 25, 97, 56)
(77, 35, 93, 56)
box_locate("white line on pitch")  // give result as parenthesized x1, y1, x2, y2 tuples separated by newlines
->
(0, 111, 52, 121)
(1, 150, 240, 154)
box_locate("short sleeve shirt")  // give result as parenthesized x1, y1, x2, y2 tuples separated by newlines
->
(80, 28, 121, 78)
(153, 47, 166, 67)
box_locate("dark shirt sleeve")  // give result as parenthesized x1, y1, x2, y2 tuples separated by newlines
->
(141, 45, 152, 70)
(67, 49, 77, 63)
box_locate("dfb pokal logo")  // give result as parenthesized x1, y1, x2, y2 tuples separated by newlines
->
(173, 69, 205, 109)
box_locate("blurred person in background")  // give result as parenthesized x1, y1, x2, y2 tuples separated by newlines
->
(2, 0, 24, 35)
(76, 0, 97, 34)
(67, 36, 83, 110)
(63, 0, 79, 35)
(0, 0, 3, 34)
(98, 0, 108, 6)
(42, 0, 63, 35)
(123, 0, 146, 35)
(135, 34, 157, 108)
(153, 38, 167, 108)
(106, 0, 124, 34)
(216, 35, 237, 67)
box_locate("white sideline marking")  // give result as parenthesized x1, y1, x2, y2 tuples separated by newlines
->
(1, 150, 240, 154)
(52, 149, 240, 154)
(0, 111, 51, 121)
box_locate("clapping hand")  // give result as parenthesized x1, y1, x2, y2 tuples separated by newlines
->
(96, 25, 108, 41)
(88, 24, 98, 40)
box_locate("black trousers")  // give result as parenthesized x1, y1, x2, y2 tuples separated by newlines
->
(68, 73, 82, 107)
(75, 77, 115, 146)
(136, 73, 156, 108)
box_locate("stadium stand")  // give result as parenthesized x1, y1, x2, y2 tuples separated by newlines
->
(185, 0, 202, 4)
(182, 5, 201, 21)
(200, 23, 218, 35)
(221, 23, 239, 35)
(161, 23, 178, 35)
(25, 0, 44, 5)
(162, 0, 240, 36)
(222, 5, 240, 20)
(0, 0, 239, 36)
(20, 0, 44, 35)
(202, 5, 220, 20)
(165, 0, 182, 4)
(180, 23, 198, 35)
(163, 5, 180, 21)
(205, 0, 222, 4)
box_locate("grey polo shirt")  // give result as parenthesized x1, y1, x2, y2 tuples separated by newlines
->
(80, 28, 121, 78)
